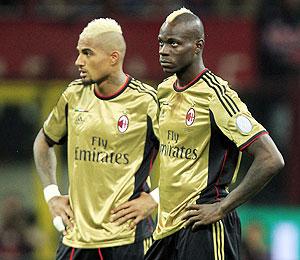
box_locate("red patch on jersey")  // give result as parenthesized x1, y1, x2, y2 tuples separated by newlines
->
(118, 115, 129, 133)
(186, 108, 195, 126)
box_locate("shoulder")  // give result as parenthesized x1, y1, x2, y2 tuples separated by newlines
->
(128, 77, 157, 103)
(62, 79, 91, 98)
(201, 70, 239, 98)
(157, 75, 176, 97)
(66, 79, 86, 92)
(158, 74, 176, 89)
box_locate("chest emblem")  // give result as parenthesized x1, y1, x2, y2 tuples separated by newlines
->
(118, 115, 129, 133)
(185, 108, 195, 126)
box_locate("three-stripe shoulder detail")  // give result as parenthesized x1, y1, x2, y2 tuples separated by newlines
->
(202, 71, 240, 117)
(129, 80, 157, 103)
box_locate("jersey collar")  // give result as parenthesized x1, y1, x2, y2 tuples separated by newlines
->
(94, 75, 131, 100)
(173, 68, 208, 92)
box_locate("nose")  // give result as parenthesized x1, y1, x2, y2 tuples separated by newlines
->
(75, 54, 84, 67)
(159, 44, 169, 56)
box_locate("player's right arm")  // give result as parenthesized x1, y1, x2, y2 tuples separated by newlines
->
(33, 129, 74, 233)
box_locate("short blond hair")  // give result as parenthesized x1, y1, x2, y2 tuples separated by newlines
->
(166, 7, 194, 23)
(80, 18, 122, 39)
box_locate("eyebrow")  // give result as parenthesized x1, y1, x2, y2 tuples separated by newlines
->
(78, 47, 93, 53)
(158, 35, 182, 42)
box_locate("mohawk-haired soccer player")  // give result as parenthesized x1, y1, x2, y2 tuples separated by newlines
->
(144, 8, 284, 259)
(33, 18, 159, 260)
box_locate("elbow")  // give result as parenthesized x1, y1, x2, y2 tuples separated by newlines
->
(269, 152, 285, 176)
(33, 128, 50, 154)
(33, 129, 43, 152)
(33, 132, 39, 153)
(277, 153, 285, 171)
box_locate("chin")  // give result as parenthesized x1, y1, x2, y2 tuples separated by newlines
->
(82, 78, 94, 86)
(162, 67, 176, 74)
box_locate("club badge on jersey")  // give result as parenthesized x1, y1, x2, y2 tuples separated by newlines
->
(185, 108, 195, 126)
(118, 115, 129, 133)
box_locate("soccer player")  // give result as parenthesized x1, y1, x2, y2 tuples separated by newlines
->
(33, 18, 159, 260)
(144, 7, 284, 259)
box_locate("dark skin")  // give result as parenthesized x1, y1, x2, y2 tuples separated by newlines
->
(158, 15, 205, 86)
(112, 13, 285, 230)
(182, 134, 284, 230)
(159, 14, 285, 230)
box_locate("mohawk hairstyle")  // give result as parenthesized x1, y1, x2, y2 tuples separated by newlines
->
(166, 7, 194, 23)
(80, 18, 122, 39)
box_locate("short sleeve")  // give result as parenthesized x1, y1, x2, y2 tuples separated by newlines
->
(43, 91, 68, 144)
(209, 86, 267, 150)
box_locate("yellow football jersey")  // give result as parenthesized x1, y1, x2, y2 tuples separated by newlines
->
(154, 69, 267, 240)
(43, 75, 159, 248)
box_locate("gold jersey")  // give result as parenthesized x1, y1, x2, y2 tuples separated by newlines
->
(43, 75, 159, 248)
(154, 69, 267, 240)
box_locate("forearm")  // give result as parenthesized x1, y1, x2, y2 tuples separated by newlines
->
(220, 158, 275, 214)
(220, 135, 284, 215)
(33, 129, 57, 187)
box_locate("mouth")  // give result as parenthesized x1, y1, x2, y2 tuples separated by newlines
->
(160, 60, 173, 67)
(79, 70, 87, 78)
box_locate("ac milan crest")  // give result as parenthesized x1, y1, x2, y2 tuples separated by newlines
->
(118, 115, 129, 133)
(185, 108, 195, 126)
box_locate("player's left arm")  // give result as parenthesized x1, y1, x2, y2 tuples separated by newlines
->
(183, 134, 284, 230)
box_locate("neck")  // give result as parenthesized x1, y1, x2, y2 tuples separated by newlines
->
(176, 61, 205, 87)
(95, 71, 127, 97)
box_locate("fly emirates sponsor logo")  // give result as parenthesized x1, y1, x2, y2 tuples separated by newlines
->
(74, 136, 129, 164)
(160, 130, 198, 160)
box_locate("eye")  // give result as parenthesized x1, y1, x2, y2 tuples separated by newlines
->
(171, 41, 178, 47)
(158, 40, 164, 47)
(82, 49, 93, 56)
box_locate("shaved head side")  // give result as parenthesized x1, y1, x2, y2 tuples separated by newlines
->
(97, 31, 126, 59)
(165, 7, 205, 40)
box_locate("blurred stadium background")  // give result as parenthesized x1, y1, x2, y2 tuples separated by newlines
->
(0, 0, 299, 259)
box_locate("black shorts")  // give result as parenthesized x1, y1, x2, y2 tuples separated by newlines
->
(145, 210, 241, 260)
(56, 236, 153, 260)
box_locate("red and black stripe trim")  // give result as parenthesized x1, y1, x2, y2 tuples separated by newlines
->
(239, 130, 269, 151)
(94, 75, 131, 100)
(173, 68, 209, 92)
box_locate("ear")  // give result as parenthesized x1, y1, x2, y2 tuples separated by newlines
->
(195, 39, 204, 54)
(110, 51, 120, 65)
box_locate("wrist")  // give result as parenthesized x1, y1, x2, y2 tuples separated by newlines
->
(150, 188, 159, 204)
(43, 184, 61, 203)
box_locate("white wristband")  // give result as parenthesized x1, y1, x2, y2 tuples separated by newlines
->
(150, 187, 159, 204)
(52, 216, 65, 232)
(43, 184, 61, 203)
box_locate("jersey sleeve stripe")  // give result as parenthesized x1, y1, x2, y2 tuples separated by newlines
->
(207, 72, 240, 113)
(202, 76, 234, 116)
(130, 79, 157, 97)
(129, 82, 158, 103)
(204, 73, 239, 116)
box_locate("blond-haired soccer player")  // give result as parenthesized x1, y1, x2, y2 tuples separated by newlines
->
(143, 7, 284, 259)
(33, 18, 159, 260)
